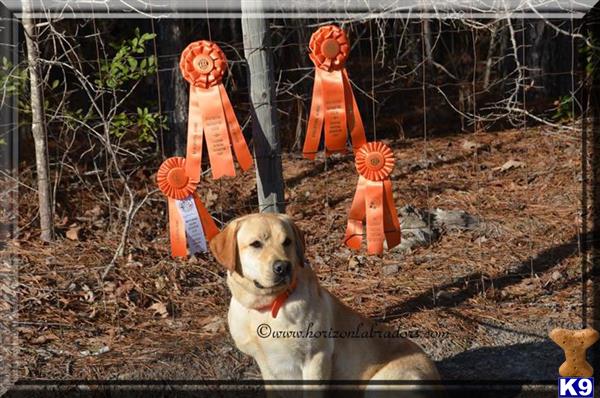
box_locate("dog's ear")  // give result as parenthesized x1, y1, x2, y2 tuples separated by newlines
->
(209, 220, 239, 272)
(291, 222, 305, 266)
(278, 214, 306, 267)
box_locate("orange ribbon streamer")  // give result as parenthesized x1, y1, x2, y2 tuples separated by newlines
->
(157, 157, 220, 257)
(303, 25, 366, 160)
(180, 40, 253, 180)
(343, 142, 401, 255)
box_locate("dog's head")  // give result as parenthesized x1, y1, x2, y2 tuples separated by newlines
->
(209, 213, 305, 291)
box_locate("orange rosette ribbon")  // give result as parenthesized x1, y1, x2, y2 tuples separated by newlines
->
(303, 25, 366, 159)
(157, 157, 220, 257)
(343, 142, 401, 255)
(180, 40, 253, 180)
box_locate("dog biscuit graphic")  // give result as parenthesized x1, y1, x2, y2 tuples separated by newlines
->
(549, 327, 599, 377)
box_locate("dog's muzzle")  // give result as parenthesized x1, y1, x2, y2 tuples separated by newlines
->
(252, 260, 292, 290)
(272, 260, 291, 277)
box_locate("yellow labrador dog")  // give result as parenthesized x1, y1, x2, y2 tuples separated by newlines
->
(210, 213, 440, 395)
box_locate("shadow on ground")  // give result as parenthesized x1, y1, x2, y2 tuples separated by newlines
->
(436, 341, 560, 398)
(380, 233, 583, 321)
(438, 341, 561, 381)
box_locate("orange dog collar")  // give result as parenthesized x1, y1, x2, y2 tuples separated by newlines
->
(257, 277, 298, 318)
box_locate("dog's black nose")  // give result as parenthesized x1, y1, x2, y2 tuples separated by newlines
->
(272, 260, 291, 276)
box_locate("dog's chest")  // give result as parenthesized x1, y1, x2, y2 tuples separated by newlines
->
(228, 297, 320, 378)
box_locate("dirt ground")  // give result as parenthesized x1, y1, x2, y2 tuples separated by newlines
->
(6, 124, 588, 382)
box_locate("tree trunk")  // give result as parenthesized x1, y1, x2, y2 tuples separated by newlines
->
(422, 19, 433, 63)
(22, 0, 54, 241)
(483, 24, 498, 90)
(241, 0, 285, 213)
(158, 19, 187, 156)
(293, 18, 310, 151)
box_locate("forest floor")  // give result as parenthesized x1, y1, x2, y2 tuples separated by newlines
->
(5, 124, 589, 382)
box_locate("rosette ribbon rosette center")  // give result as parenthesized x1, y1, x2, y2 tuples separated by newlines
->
(344, 142, 401, 255)
(303, 25, 366, 159)
(180, 40, 253, 180)
(157, 157, 220, 257)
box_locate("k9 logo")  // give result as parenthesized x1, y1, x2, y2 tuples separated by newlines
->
(559, 378, 594, 397)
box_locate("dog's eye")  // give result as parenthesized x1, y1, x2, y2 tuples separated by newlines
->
(249, 240, 262, 249)
(282, 237, 292, 247)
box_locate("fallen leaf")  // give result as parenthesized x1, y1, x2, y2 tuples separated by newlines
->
(115, 281, 133, 298)
(462, 140, 490, 152)
(81, 284, 95, 303)
(474, 236, 488, 244)
(84, 205, 102, 219)
(201, 316, 225, 334)
(149, 301, 168, 318)
(95, 345, 110, 355)
(203, 189, 218, 208)
(461, 140, 483, 151)
(551, 271, 563, 281)
(435, 290, 452, 301)
(495, 160, 526, 172)
(31, 333, 59, 345)
(154, 276, 167, 291)
(103, 282, 116, 294)
(66, 225, 82, 241)
(79, 345, 110, 357)
(382, 264, 399, 276)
